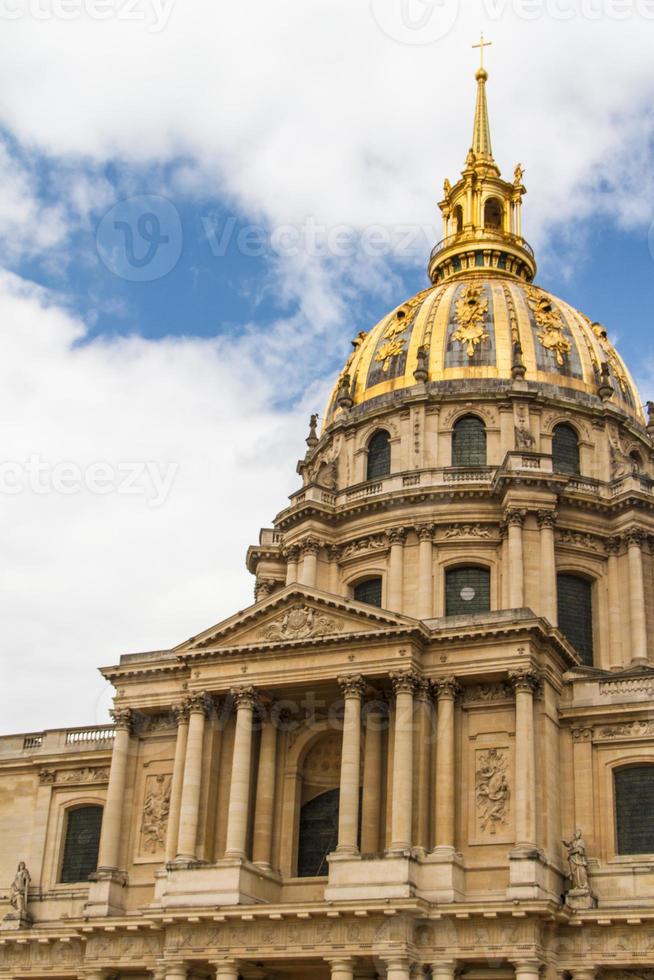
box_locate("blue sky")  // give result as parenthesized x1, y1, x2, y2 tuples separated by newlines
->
(2, 1, 654, 732)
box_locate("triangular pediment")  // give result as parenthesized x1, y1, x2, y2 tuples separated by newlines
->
(176, 585, 420, 653)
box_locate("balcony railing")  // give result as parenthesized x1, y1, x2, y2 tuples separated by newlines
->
(429, 228, 535, 263)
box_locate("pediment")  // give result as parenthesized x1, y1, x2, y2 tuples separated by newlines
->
(176, 586, 420, 653)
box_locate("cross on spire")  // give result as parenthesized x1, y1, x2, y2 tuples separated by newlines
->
(472, 33, 492, 70)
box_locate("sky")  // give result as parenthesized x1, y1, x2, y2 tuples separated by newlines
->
(1, 0, 654, 734)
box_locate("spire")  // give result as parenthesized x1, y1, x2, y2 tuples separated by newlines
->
(470, 34, 494, 165)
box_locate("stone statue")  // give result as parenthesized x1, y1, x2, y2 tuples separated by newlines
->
(514, 162, 524, 185)
(443, 178, 451, 196)
(563, 829, 590, 892)
(514, 422, 535, 450)
(9, 862, 30, 917)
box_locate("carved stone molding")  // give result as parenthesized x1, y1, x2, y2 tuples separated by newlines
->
(140, 773, 172, 855)
(571, 726, 593, 742)
(475, 747, 510, 835)
(599, 676, 654, 698)
(258, 604, 343, 642)
(389, 670, 420, 696)
(326, 544, 342, 563)
(282, 544, 301, 563)
(507, 668, 541, 696)
(433, 676, 462, 701)
(504, 508, 526, 527)
(596, 719, 654, 739)
(337, 674, 366, 699)
(340, 534, 387, 560)
(254, 578, 274, 601)
(557, 528, 603, 552)
(414, 677, 433, 703)
(443, 522, 492, 539)
(463, 681, 513, 705)
(57, 766, 110, 784)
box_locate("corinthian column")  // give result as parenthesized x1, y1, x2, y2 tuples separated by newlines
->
(96, 708, 133, 873)
(433, 677, 461, 853)
(225, 687, 257, 859)
(176, 693, 212, 863)
(388, 671, 418, 853)
(361, 698, 386, 855)
(605, 536, 623, 669)
(386, 527, 407, 612)
(536, 509, 557, 625)
(336, 675, 365, 854)
(508, 669, 540, 849)
(252, 707, 278, 869)
(284, 545, 300, 586)
(416, 523, 435, 620)
(626, 529, 648, 665)
(299, 538, 321, 588)
(165, 704, 190, 862)
(505, 509, 525, 608)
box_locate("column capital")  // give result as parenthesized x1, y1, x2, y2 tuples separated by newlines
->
(185, 691, 214, 716)
(536, 508, 557, 529)
(110, 707, 134, 732)
(387, 525, 408, 546)
(390, 669, 420, 695)
(211, 963, 239, 980)
(338, 674, 366, 699)
(508, 667, 541, 695)
(230, 685, 258, 710)
(510, 959, 543, 973)
(172, 703, 190, 726)
(254, 577, 274, 601)
(415, 522, 436, 542)
(283, 543, 301, 562)
(301, 536, 322, 556)
(504, 507, 526, 527)
(604, 534, 621, 555)
(433, 675, 462, 701)
(625, 527, 646, 548)
(414, 677, 432, 703)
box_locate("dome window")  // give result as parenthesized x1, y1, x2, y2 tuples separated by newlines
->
(366, 430, 391, 480)
(552, 423, 580, 476)
(60, 805, 103, 883)
(614, 766, 654, 855)
(353, 577, 382, 608)
(483, 197, 503, 230)
(445, 566, 490, 616)
(556, 573, 594, 666)
(454, 204, 463, 233)
(452, 415, 486, 467)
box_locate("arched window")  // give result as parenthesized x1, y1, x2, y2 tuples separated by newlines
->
(353, 577, 382, 607)
(615, 766, 654, 854)
(552, 423, 580, 475)
(557, 573, 594, 666)
(445, 566, 490, 616)
(484, 197, 503, 229)
(297, 788, 340, 877)
(60, 805, 103, 883)
(454, 204, 464, 233)
(366, 430, 391, 480)
(452, 415, 486, 467)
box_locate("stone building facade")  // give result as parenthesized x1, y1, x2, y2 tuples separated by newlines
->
(2, 62, 654, 980)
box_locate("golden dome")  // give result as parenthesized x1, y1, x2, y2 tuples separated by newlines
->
(325, 61, 644, 430)
(325, 277, 643, 426)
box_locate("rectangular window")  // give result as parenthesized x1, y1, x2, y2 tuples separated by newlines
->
(615, 766, 654, 855)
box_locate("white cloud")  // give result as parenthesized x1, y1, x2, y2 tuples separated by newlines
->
(1, 1, 654, 732)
